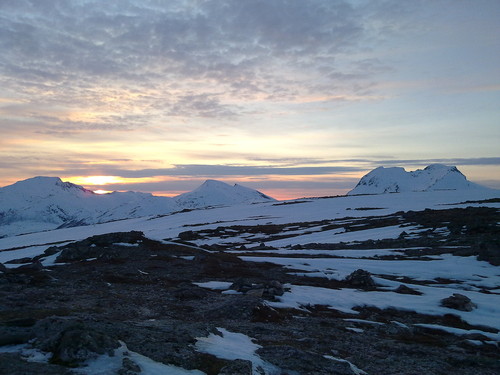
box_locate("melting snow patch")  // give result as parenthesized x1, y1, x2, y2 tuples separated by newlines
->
(112, 242, 139, 247)
(74, 341, 205, 375)
(413, 324, 500, 342)
(391, 320, 409, 329)
(193, 281, 233, 290)
(241, 254, 500, 289)
(229, 248, 409, 258)
(344, 318, 385, 326)
(324, 355, 367, 375)
(0, 344, 51, 363)
(268, 284, 500, 330)
(195, 328, 278, 375)
(40, 250, 62, 267)
(0, 243, 72, 266)
(221, 289, 243, 295)
(267, 225, 417, 247)
(346, 327, 364, 333)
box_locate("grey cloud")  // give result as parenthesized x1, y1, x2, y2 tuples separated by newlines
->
(168, 93, 239, 118)
(91, 177, 359, 196)
(118, 164, 363, 178)
(0, 0, 383, 126)
(105, 158, 500, 179)
(374, 158, 500, 167)
(37, 164, 364, 179)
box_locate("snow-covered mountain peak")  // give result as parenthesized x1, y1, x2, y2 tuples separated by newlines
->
(1, 176, 93, 198)
(174, 179, 276, 209)
(348, 164, 486, 195)
(0, 176, 178, 237)
(201, 179, 226, 186)
(0, 177, 277, 237)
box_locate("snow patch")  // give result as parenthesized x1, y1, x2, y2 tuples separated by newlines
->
(195, 328, 278, 375)
(74, 341, 205, 375)
(193, 281, 233, 290)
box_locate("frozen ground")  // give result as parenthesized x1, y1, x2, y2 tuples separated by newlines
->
(1, 189, 498, 255)
(1, 189, 499, 374)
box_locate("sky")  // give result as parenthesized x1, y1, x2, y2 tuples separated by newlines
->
(0, 0, 499, 200)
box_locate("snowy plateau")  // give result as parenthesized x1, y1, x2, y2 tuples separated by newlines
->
(0, 165, 499, 375)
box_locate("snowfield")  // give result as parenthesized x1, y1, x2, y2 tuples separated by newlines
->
(1, 189, 499, 331)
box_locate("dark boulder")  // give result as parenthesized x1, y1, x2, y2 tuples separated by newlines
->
(395, 284, 422, 295)
(441, 293, 476, 312)
(252, 303, 288, 323)
(32, 318, 119, 366)
(218, 359, 253, 375)
(230, 279, 285, 301)
(173, 285, 210, 301)
(344, 269, 376, 290)
(118, 357, 141, 375)
(178, 230, 201, 241)
(53, 328, 119, 365)
(257, 345, 356, 375)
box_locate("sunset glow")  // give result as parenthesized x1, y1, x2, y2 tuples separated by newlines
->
(93, 189, 113, 195)
(73, 176, 123, 186)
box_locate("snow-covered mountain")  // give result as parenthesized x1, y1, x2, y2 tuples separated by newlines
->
(0, 177, 276, 237)
(174, 179, 276, 209)
(0, 177, 179, 236)
(348, 164, 487, 195)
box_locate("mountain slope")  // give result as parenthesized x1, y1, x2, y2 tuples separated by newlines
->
(0, 177, 277, 237)
(0, 177, 179, 237)
(348, 164, 487, 195)
(174, 179, 276, 209)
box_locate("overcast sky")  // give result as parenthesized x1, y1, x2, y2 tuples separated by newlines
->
(1, 0, 499, 199)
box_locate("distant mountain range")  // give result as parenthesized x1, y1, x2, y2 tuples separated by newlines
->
(0, 177, 275, 237)
(348, 164, 487, 195)
(1, 164, 492, 237)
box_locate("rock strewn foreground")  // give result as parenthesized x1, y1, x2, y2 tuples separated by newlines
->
(0, 209, 499, 374)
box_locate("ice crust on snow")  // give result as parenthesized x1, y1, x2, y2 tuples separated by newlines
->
(348, 164, 487, 195)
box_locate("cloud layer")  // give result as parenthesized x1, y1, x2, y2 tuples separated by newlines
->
(0, 0, 382, 132)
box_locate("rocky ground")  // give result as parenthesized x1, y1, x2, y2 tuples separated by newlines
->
(0, 206, 499, 374)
